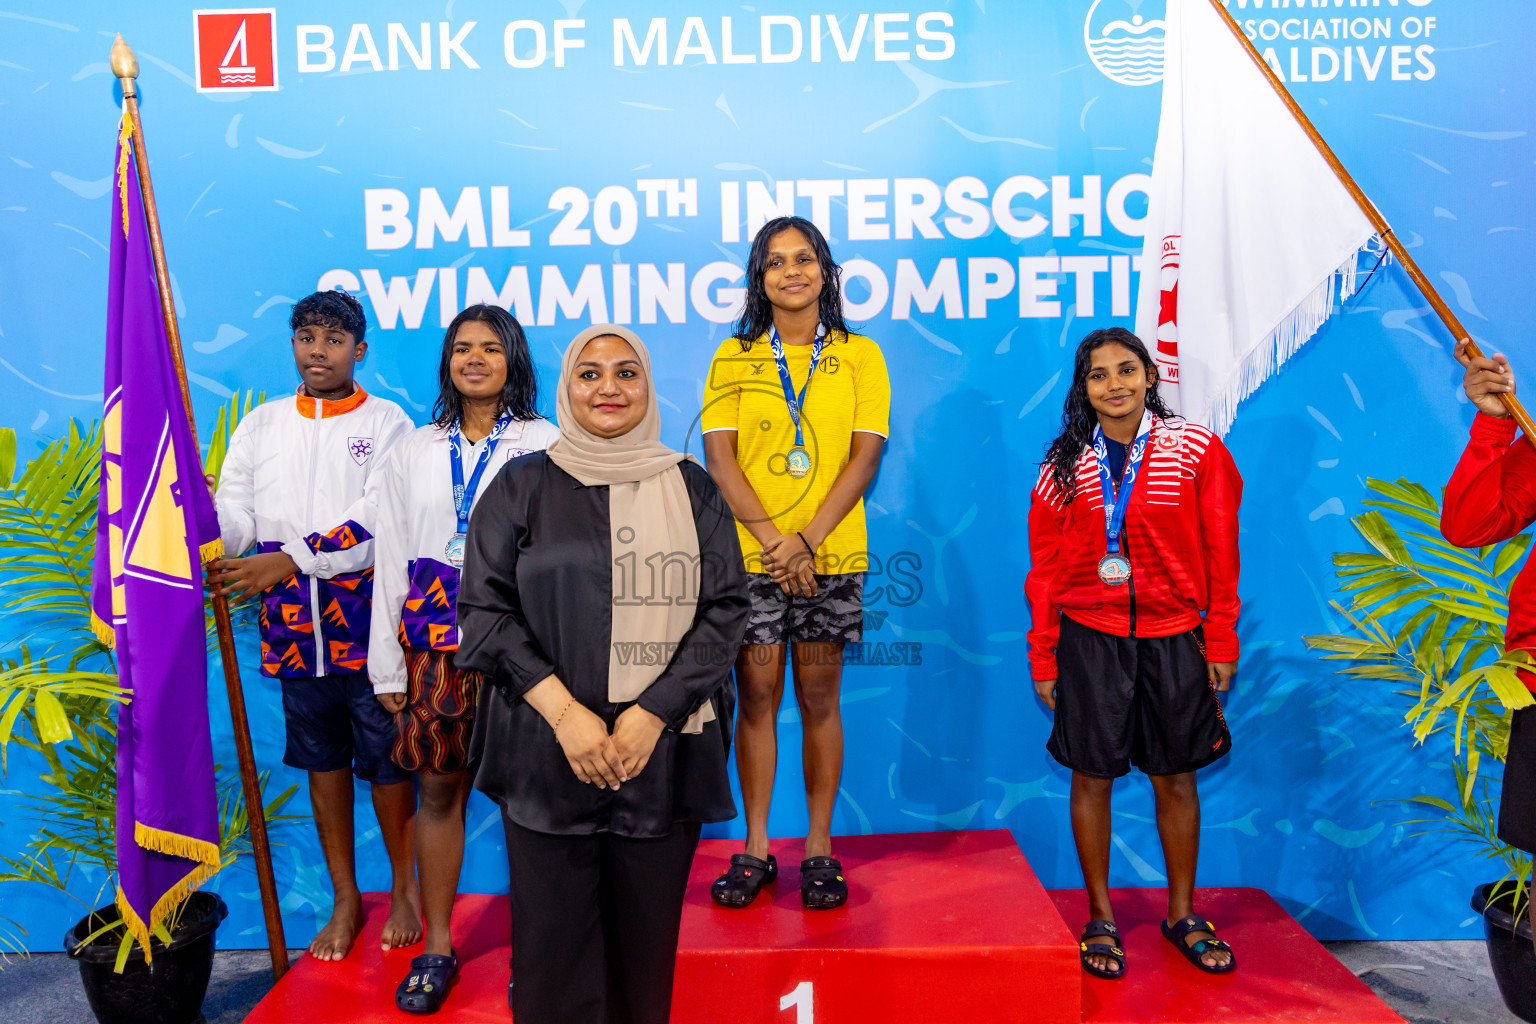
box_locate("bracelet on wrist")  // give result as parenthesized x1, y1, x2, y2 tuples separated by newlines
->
(550, 696, 576, 736)
(797, 532, 816, 567)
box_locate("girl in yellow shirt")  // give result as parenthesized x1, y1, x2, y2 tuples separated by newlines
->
(700, 215, 890, 910)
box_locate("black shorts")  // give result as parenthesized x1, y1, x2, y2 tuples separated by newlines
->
(279, 673, 411, 785)
(743, 571, 865, 645)
(1500, 704, 1536, 853)
(1046, 615, 1231, 779)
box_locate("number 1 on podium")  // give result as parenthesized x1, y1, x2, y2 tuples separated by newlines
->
(780, 981, 813, 1023)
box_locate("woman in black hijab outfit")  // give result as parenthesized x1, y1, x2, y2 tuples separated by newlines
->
(456, 324, 748, 1024)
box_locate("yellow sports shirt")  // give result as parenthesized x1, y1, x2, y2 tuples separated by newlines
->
(701, 332, 890, 574)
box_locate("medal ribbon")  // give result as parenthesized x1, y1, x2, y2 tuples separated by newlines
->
(769, 326, 826, 450)
(448, 414, 513, 534)
(1092, 409, 1153, 557)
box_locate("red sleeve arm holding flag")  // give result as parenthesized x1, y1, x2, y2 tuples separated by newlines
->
(1196, 435, 1243, 663)
(1026, 473, 1068, 682)
(1442, 413, 1536, 547)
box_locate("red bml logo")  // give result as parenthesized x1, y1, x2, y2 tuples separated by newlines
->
(1155, 234, 1180, 384)
(193, 9, 278, 92)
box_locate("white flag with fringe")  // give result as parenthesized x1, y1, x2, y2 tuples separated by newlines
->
(1134, 0, 1383, 436)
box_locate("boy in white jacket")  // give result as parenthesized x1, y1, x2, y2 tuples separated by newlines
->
(209, 291, 417, 962)
(369, 304, 557, 1012)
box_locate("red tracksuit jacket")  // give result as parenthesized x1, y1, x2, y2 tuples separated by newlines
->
(1441, 412, 1536, 693)
(1026, 414, 1243, 682)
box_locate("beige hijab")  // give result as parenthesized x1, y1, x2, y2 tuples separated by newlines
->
(547, 324, 713, 734)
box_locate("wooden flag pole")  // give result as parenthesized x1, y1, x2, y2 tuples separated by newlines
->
(1205, 0, 1536, 446)
(110, 34, 289, 981)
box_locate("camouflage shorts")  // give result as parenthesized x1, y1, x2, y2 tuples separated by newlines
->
(743, 572, 865, 646)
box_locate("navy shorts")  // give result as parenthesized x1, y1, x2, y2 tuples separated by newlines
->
(279, 673, 411, 785)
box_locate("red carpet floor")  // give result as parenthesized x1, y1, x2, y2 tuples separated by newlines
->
(1047, 888, 1403, 1024)
(241, 831, 1402, 1024)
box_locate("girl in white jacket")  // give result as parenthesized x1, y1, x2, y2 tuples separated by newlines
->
(368, 304, 558, 1013)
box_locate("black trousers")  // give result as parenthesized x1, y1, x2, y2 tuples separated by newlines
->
(504, 813, 702, 1024)
(1500, 705, 1536, 853)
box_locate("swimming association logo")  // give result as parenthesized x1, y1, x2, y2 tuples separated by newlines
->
(1084, 0, 1167, 87)
(192, 9, 278, 93)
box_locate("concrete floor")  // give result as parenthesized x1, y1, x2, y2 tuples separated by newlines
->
(1323, 941, 1526, 1024)
(0, 941, 1524, 1022)
(0, 948, 298, 1024)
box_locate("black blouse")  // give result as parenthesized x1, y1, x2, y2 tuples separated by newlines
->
(456, 453, 749, 838)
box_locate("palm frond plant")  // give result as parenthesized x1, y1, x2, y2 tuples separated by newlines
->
(0, 420, 114, 691)
(1303, 477, 1535, 917)
(202, 389, 261, 484)
(0, 392, 292, 970)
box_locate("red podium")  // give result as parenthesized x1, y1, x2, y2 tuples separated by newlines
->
(674, 829, 1081, 1024)
(241, 830, 1403, 1024)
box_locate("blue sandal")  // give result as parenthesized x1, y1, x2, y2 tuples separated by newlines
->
(1079, 920, 1126, 979)
(396, 951, 459, 1014)
(1162, 916, 1237, 974)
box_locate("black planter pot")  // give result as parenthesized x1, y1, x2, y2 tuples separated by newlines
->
(64, 891, 228, 1024)
(1473, 881, 1536, 1023)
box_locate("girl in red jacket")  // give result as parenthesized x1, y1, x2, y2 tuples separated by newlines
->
(1027, 327, 1242, 979)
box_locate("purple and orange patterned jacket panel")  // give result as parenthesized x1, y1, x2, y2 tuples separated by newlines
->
(306, 519, 373, 555)
(254, 552, 312, 677)
(318, 569, 373, 674)
(398, 557, 462, 652)
(255, 520, 375, 678)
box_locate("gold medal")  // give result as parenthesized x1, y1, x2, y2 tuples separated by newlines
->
(787, 445, 811, 478)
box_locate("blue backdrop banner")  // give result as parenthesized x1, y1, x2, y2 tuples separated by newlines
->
(1, 1, 1531, 945)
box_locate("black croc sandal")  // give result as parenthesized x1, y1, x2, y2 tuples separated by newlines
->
(1078, 920, 1126, 980)
(800, 856, 848, 910)
(397, 951, 459, 1015)
(1162, 915, 1237, 974)
(711, 853, 778, 908)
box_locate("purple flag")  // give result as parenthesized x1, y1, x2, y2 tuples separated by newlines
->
(90, 113, 222, 957)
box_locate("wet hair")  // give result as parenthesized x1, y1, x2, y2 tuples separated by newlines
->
(1041, 327, 1175, 503)
(290, 289, 367, 344)
(431, 303, 540, 428)
(732, 215, 852, 351)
